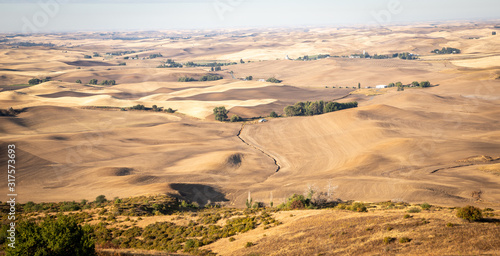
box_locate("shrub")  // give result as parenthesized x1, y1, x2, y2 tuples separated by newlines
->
(456, 205, 483, 222)
(383, 237, 394, 244)
(420, 202, 431, 210)
(229, 237, 235, 242)
(95, 195, 107, 204)
(350, 202, 367, 212)
(407, 207, 421, 213)
(6, 215, 96, 255)
(230, 114, 242, 122)
(88, 79, 98, 85)
(165, 107, 175, 113)
(269, 111, 278, 118)
(245, 242, 255, 248)
(446, 223, 454, 227)
(399, 237, 411, 243)
(76, 79, 82, 84)
(403, 214, 411, 219)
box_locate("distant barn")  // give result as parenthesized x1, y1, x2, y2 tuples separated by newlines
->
(376, 85, 388, 89)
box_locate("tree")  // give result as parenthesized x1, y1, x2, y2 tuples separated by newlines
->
(95, 195, 107, 204)
(28, 78, 42, 85)
(213, 106, 229, 121)
(88, 79, 98, 85)
(411, 81, 420, 87)
(240, 59, 245, 64)
(395, 81, 403, 87)
(457, 205, 483, 222)
(388, 82, 395, 87)
(75, 79, 82, 84)
(230, 114, 242, 122)
(178, 76, 195, 82)
(266, 77, 282, 83)
(246, 76, 253, 81)
(6, 215, 96, 256)
(420, 81, 431, 88)
(358, 82, 361, 89)
(269, 111, 278, 118)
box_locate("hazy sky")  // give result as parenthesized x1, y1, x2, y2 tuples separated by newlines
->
(0, 0, 499, 33)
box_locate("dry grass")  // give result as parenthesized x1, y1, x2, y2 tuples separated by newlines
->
(212, 206, 500, 256)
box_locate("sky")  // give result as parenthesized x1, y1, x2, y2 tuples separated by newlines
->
(0, 0, 499, 33)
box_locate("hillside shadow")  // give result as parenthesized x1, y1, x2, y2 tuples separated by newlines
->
(168, 183, 229, 206)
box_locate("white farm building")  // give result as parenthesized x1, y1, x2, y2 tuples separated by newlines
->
(375, 85, 388, 89)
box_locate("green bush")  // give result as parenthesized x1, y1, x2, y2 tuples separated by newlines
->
(456, 205, 483, 222)
(230, 114, 242, 122)
(399, 237, 411, 243)
(269, 111, 278, 118)
(383, 237, 394, 244)
(420, 202, 431, 210)
(349, 202, 367, 212)
(245, 242, 255, 248)
(6, 215, 96, 256)
(95, 195, 107, 204)
(407, 207, 421, 213)
(403, 214, 411, 219)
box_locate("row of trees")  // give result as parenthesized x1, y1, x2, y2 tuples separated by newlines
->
(284, 100, 358, 117)
(83, 79, 116, 85)
(353, 52, 418, 60)
(128, 104, 175, 113)
(28, 77, 51, 85)
(388, 81, 431, 88)
(178, 75, 223, 82)
(432, 47, 461, 54)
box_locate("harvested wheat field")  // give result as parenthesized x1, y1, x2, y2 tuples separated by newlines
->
(0, 16, 500, 255)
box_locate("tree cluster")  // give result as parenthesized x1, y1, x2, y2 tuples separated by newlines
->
(431, 47, 461, 54)
(266, 77, 282, 83)
(283, 100, 358, 117)
(158, 59, 183, 68)
(149, 53, 163, 59)
(178, 76, 196, 82)
(28, 77, 51, 85)
(100, 80, 116, 85)
(200, 74, 223, 81)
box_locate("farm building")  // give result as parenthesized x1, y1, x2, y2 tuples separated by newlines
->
(376, 85, 388, 89)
